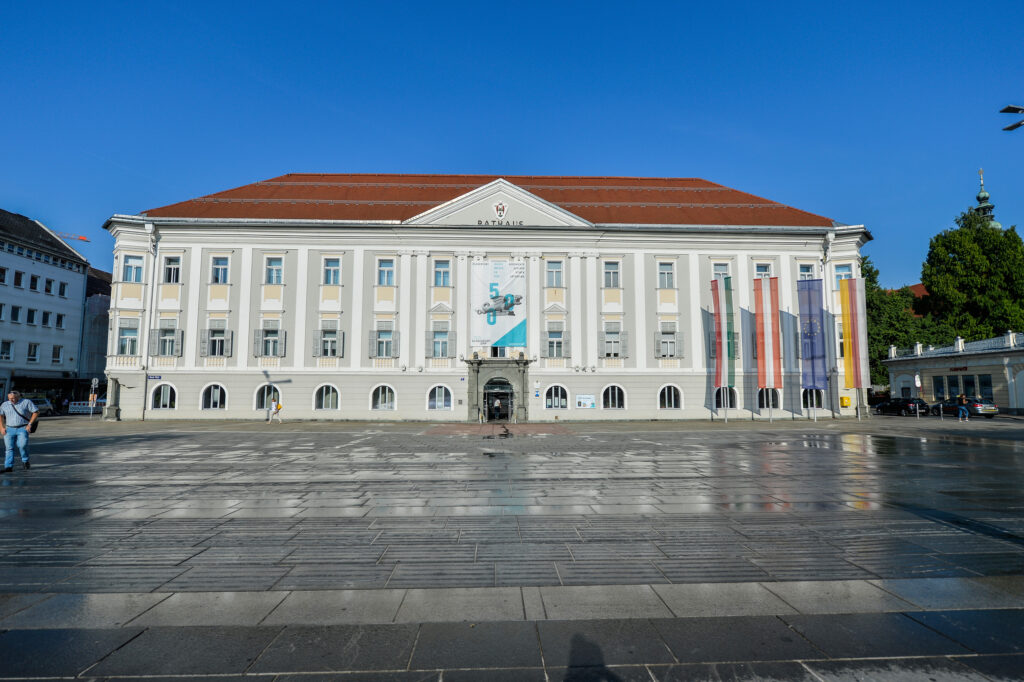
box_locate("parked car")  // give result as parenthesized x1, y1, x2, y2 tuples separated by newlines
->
(22, 396, 55, 416)
(875, 398, 929, 416)
(931, 397, 999, 419)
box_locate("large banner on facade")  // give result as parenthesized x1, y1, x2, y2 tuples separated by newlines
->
(471, 260, 527, 347)
(710, 276, 736, 388)
(754, 276, 782, 389)
(839, 277, 870, 389)
(797, 279, 828, 390)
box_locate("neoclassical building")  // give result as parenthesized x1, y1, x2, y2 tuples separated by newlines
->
(102, 174, 870, 421)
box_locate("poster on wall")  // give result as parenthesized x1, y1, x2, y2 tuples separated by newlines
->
(576, 395, 596, 408)
(471, 259, 527, 347)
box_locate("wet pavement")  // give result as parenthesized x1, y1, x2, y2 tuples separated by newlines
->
(1, 418, 1023, 678)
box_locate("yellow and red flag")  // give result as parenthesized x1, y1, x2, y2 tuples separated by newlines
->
(839, 278, 870, 389)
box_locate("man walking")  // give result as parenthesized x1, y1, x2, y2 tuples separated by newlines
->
(957, 393, 969, 422)
(1, 390, 38, 472)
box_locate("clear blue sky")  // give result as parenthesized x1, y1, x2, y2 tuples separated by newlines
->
(3, 1, 1021, 288)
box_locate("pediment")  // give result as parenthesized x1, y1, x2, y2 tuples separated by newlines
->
(543, 303, 569, 314)
(429, 302, 454, 314)
(406, 178, 592, 228)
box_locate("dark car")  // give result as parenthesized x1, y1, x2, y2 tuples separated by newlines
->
(931, 397, 999, 419)
(875, 398, 929, 416)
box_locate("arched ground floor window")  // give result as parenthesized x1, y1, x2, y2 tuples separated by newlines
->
(758, 388, 780, 409)
(802, 389, 824, 408)
(202, 384, 226, 409)
(715, 387, 737, 409)
(152, 384, 176, 409)
(659, 386, 681, 409)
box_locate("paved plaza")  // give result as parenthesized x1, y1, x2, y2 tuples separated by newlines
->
(2, 417, 1024, 679)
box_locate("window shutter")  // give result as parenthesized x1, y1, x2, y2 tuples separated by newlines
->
(199, 330, 209, 357)
(541, 332, 549, 358)
(425, 331, 433, 358)
(368, 331, 378, 358)
(794, 329, 802, 359)
(708, 332, 716, 359)
(148, 331, 160, 356)
(312, 330, 321, 357)
(675, 332, 684, 358)
(562, 331, 571, 357)
(751, 332, 758, 359)
(225, 331, 234, 357)
(621, 331, 629, 358)
(175, 330, 184, 357)
(253, 330, 263, 358)
(338, 331, 345, 358)
(447, 331, 456, 357)
(598, 332, 606, 356)
(391, 330, 400, 358)
(279, 331, 287, 357)
(653, 334, 662, 357)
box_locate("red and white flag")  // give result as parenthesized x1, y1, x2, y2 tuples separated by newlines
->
(754, 276, 782, 389)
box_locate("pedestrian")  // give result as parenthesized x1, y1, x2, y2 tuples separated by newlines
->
(957, 393, 969, 422)
(61, 397, 69, 415)
(493, 398, 501, 421)
(270, 401, 283, 423)
(1, 390, 38, 473)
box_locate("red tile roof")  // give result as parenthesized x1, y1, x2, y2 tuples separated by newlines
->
(141, 173, 835, 227)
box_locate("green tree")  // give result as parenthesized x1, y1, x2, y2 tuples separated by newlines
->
(918, 210, 1024, 339)
(862, 256, 947, 385)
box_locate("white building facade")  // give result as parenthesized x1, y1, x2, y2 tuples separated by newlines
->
(0, 209, 90, 396)
(102, 175, 870, 421)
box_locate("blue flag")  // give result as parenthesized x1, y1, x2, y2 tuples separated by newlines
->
(798, 279, 827, 390)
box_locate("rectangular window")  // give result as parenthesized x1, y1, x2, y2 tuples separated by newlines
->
(947, 375, 961, 397)
(658, 262, 674, 289)
(490, 345, 506, 358)
(58, 281, 68, 297)
(27, 343, 39, 362)
(432, 330, 449, 358)
(30, 275, 39, 291)
(265, 257, 283, 284)
(211, 257, 229, 284)
(603, 322, 621, 358)
(208, 329, 226, 357)
(163, 256, 181, 284)
(13, 271, 23, 287)
(658, 321, 677, 358)
(979, 374, 994, 401)
(122, 256, 143, 282)
(835, 263, 853, 289)
(933, 376, 945, 401)
(433, 260, 450, 287)
(44, 278, 53, 294)
(546, 261, 563, 287)
(323, 258, 340, 285)
(56, 313, 65, 329)
(376, 329, 393, 357)
(158, 328, 177, 356)
(603, 261, 620, 288)
(755, 263, 772, 278)
(838, 322, 844, 358)
(26, 309, 36, 325)
(118, 328, 138, 355)
(546, 322, 564, 358)
(799, 264, 815, 280)
(0, 267, 6, 284)
(318, 329, 338, 357)
(377, 259, 395, 286)
(11, 306, 21, 323)
(262, 328, 281, 356)
(963, 375, 977, 398)
(0, 303, 4, 320)
(51, 345, 63, 363)
(0, 340, 10, 361)
(713, 263, 730, 280)
(41, 311, 51, 327)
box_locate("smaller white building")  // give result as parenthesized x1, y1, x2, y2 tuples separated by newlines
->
(0, 208, 90, 396)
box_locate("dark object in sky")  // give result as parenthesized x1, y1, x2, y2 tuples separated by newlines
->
(1000, 104, 1024, 130)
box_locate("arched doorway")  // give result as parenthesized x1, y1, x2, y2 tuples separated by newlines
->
(483, 377, 514, 422)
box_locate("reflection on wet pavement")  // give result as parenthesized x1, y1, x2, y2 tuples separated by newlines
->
(0, 430, 1022, 592)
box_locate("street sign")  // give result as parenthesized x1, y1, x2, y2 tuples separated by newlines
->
(147, 375, 161, 380)
(91, 377, 99, 388)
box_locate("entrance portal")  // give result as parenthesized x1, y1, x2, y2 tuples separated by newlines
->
(483, 377, 514, 422)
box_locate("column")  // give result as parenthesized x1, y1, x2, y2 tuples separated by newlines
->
(398, 250, 413, 367)
(292, 246, 309, 368)
(456, 252, 470, 359)
(236, 247, 253, 369)
(526, 252, 541, 359)
(585, 253, 599, 368)
(414, 251, 428, 366)
(688, 253, 701, 370)
(632, 252, 647, 370)
(183, 245, 202, 367)
(569, 253, 583, 362)
(349, 247, 364, 366)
